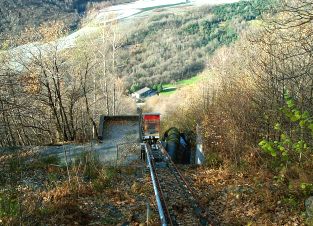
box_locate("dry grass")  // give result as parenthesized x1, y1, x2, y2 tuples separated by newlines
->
(0, 149, 158, 225)
(156, 21, 313, 223)
(180, 165, 305, 225)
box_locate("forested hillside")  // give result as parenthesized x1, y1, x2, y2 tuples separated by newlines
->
(0, 0, 274, 148)
(117, 0, 273, 90)
(0, 0, 133, 41)
(1, 0, 313, 225)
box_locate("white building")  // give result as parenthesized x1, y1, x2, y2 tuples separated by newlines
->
(131, 87, 152, 99)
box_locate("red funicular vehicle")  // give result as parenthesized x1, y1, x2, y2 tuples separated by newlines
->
(142, 113, 161, 140)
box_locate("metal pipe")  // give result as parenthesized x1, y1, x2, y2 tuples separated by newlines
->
(145, 144, 167, 226)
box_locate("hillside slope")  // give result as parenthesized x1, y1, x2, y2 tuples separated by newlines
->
(117, 0, 271, 89)
(0, 0, 133, 41)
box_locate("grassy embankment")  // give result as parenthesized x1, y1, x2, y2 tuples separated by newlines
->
(160, 75, 202, 95)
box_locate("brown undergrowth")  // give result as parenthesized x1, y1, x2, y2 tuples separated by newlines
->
(0, 148, 158, 225)
(180, 160, 310, 225)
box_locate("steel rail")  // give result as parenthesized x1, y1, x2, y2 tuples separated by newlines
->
(145, 143, 168, 226)
(158, 142, 213, 226)
(149, 145, 174, 226)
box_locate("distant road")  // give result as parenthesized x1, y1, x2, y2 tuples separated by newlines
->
(61, 0, 240, 48)
(91, 0, 241, 24)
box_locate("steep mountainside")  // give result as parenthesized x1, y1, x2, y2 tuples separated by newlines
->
(0, 0, 133, 40)
(117, 0, 272, 90)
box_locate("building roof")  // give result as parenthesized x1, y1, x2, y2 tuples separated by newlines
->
(133, 87, 150, 95)
(142, 112, 161, 116)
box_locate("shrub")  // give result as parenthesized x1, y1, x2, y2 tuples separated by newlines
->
(259, 93, 313, 166)
(41, 155, 61, 165)
(29, 155, 61, 170)
(92, 167, 118, 192)
(0, 190, 19, 219)
(300, 183, 313, 196)
(205, 152, 223, 168)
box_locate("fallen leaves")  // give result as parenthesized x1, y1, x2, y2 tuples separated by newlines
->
(179, 165, 305, 225)
(0, 148, 159, 225)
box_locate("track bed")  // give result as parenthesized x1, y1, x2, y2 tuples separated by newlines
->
(146, 143, 210, 226)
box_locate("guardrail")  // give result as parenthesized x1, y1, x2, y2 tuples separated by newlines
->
(144, 143, 168, 226)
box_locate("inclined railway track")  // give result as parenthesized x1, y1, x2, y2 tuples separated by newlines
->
(145, 143, 211, 226)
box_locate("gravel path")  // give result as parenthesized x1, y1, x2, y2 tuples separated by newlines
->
(36, 119, 141, 165)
